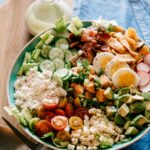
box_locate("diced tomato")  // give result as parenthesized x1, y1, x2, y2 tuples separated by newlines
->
(44, 112, 56, 122)
(43, 103, 58, 110)
(58, 97, 68, 108)
(74, 107, 89, 119)
(55, 109, 65, 116)
(65, 103, 74, 118)
(37, 106, 46, 119)
(51, 116, 68, 131)
(35, 120, 52, 137)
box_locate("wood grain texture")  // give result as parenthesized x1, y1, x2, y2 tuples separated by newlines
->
(0, 0, 73, 126)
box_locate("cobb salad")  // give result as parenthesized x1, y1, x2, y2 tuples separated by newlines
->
(11, 17, 150, 150)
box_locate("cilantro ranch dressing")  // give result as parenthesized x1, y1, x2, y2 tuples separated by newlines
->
(25, 0, 72, 35)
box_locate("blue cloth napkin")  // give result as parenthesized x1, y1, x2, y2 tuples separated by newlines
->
(73, 0, 150, 150)
(73, 0, 150, 45)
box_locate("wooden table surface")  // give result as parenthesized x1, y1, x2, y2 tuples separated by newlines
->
(0, 0, 73, 125)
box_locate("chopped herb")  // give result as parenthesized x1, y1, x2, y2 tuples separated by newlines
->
(42, 132, 54, 139)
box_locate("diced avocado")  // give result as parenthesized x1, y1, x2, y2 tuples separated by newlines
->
(106, 106, 117, 117)
(114, 99, 122, 108)
(55, 18, 66, 33)
(113, 94, 119, 100)
(29, 117, 40, 131)
(125, 127, 139, 136)
(99, 136, 114, 148)
(118, 103, 130, 117)
(142, 92, 150, 100)
(40, 31, 50, 41)
(130, 87, 141, 95)
(131, 115, 148, 126)
(21, 108, 32, 123)
(118, 87, 130, 96)
(144, 101, 150, 111)
(118, 94, 130, 103)
(145, 110, 150, 120)
(124, 120, 131, 130)
(104, 87, 113, 100)
(114, 113, 126, 125)
(130, 102, 146, 114)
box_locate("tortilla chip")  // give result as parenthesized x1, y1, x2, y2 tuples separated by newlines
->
(107, 37, 126, 53)
(125, 27, 138, 42)
(116, 53, 136, 62)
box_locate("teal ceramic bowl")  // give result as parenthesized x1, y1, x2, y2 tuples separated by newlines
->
(7, 21, 150, 150)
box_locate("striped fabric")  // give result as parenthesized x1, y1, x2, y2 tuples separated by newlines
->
(73, 0, 150, 149)
(73, 0, 150, 45)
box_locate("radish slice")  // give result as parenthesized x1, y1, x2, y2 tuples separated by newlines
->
(137, 71, 150, 86)
(140, 82, 150, 92)
(144, 53, 150, 66)
(136, 62, 150, 72)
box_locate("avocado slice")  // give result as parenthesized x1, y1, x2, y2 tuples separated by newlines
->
(142, 92, 150, 100)
(99, 136, 114, 148)
(118, 103, 130, 117)
(130, 101, 146, 114)
(106, 106, 117, 117)
(145, 101, 150, 111)
(126, 95, 144, 104)
(145, 110, 150, 120)
(131, 115, 148, 126)
(119, 94, 130, 103)
(118, 87, 130, 96)
(104, 87, 113, 100)
(113, 94, 119, 100)
(29, 117, 40, 131)
(125, 127, 139, 136)
(114, 113, 126, 125)
(124, 120, 131, 130)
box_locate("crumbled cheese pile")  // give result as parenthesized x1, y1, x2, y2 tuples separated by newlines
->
(68, 108, 125, 150)
(14, 68, 66, 110)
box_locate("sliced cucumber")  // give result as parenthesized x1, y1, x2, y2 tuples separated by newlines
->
(54, 68, 69, 78)
(53, 58, 65, 70)
(21, 108, 32, 123)
(55, 37, 69, 50)
(32, 49, 41, 60)
(62, 70, 72, 81)
(64, 50, 73, 62)
(52, 74, 63, 87)
(49, 47, 64, 60)
(41, 45, 51, 58)
(40, 60, 55, 72)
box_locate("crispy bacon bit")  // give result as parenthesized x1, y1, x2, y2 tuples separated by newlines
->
(81, 29, 97, 42)
(70, 41, 80, 48)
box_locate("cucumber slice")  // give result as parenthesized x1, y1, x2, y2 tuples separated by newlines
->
(21, 108, 32, 123)
(64, 50, 73, 62)
(32, 49, 41, 60)
(62, 70, 72, 81)
(55, 37, 69, 50)
(49, 47, 64, 60)
(52, 74, 63, 87)
(40, 60, 55, 72)
(54, 68, 69, 78)
(53, 58, 65, 70)
(41, 45, 51, 58)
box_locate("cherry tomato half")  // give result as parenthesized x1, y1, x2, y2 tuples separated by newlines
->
(55, 109, 65, 116)
(44, 112, 56, 122)
(35, 120, 52, 137)
(56, 131, 71, 141)
(69, 116, 83, 130)
(74, 107, 89, 119)
(51, 116, 68, 131)
(65, 103, 74, 118)
(43, 103, 58, 110)
(73, 97, 81, 107)
(58, 97, 68, 108)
